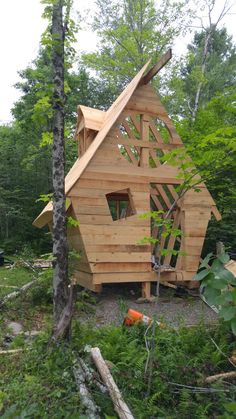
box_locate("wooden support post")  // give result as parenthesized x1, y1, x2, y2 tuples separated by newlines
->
(142, 281, 151, 299)
(140, 114, 150, 167)
(93, 284, 102, 293)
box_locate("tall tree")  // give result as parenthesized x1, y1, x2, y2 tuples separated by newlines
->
(82, 0, 193, 94)
(166, 26, 236, 119)
(186, 0, 235, 120)
(176, 87, 236, 253)
(50, 0, 71, 335)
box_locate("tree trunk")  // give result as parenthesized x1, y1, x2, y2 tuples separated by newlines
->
(51, 1, 69, 331)
(192, 29, 212, 121)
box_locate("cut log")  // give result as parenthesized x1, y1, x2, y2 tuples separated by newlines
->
(91, 347, 134, 419)
(205, 371, 236, 384)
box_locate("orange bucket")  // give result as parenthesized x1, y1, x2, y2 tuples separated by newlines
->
(123, 308, 152, 326)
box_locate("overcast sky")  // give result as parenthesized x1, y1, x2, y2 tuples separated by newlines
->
(0, 0, 235, 123)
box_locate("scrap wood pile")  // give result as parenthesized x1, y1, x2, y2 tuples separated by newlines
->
(74, 347, 134, 419)
(73, 342, 236, 419)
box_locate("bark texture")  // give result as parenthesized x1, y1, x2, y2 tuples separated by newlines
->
(52, 1, 69, 327)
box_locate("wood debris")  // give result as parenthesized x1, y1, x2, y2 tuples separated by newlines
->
(91, 347, 134, 419)
(205, 371, 236, 384)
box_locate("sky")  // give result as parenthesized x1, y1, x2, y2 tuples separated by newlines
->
(0, 0, 236, 123)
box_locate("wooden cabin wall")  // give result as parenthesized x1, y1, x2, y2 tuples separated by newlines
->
(67, 84, 217, 288)
(175, 189, 214, 280)
(66, 206, 95, 289)
(69, 135, 152, 285)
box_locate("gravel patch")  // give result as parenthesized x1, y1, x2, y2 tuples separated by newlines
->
(78, 283, 218, 327)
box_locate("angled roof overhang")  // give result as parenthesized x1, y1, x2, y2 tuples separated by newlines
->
(75, 105, 106, 136)
(34, 60, 151, 228)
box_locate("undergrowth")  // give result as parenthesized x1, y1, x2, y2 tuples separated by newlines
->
(0, 263, 236, 418)
(1, 321, 235, 418)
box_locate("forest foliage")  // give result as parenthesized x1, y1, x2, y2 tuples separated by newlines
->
(0, 0, 235, 256)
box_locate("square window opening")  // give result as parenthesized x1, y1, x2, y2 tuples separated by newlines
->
(106, 189, 135, 221)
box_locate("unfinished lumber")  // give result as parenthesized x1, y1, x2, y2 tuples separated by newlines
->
(91, 347, 134, 419)
(142, 281, 151, 299)
(140, 49, 172, 85)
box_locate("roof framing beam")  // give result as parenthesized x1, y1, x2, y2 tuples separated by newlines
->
(139, 49, 172, 85)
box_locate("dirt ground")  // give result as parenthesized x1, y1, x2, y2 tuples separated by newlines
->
(79, 283, 218, 327)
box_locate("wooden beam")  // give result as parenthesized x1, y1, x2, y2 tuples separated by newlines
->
(139, 49, 172, 85)
(140, 114, 150, 167)
(91, 347, 134, 419)
(142, 281, 151, 299)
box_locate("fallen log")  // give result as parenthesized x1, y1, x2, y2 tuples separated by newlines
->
(91, 347, 134, 419)
(73, 359, 100, 419)
(0, 279, 39, 308)
(205, 371, 236, 384)
(77, 357, 107, 394)
(0, 349, 24, 355)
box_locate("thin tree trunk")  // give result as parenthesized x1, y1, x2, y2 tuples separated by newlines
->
(192, 29, 212, 121)
(51, 1, 70, 331)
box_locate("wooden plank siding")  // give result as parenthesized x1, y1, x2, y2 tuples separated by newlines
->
(34, 56, 221, 292)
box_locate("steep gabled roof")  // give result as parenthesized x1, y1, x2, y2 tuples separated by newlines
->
(33, 60, 150, 227)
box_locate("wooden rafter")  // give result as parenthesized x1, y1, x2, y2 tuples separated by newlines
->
(139, 49, 172, 86)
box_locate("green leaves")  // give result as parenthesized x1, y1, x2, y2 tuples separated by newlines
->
(82, 0, 194, 89)
(36, 193, 53, 203)
(218, 252, 230, 264)
(219, 306, 236, 322)
(199, 253, 213, 268)
(196, 252, 236, 335)
(66, 216, 80, 228)
(231, 319, 236, 335)
(194, 268, 210, 281)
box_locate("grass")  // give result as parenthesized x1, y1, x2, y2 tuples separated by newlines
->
(0, 264, 32, 298)
(0, 261, 53, 336)
(0, 262, 236, 418)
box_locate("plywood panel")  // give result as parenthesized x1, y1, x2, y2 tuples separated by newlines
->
(74, 213, 149, 226)
(92, 148, 131, 166)
(79, 224, 149, 236)
(180, 188, 215, 207)
(85, 164, 184, 185)
(93, 271, 157, 284)
(75, 206, 111, 215)
(82, 233, 149, 245)
(70, 188, 110, 198)
(72, 270, 94, 289)
(87, 252, 151, 262)
(74, 214, 112, 225)
(75, 178, 149, 192)
(90, 262, 151, 273)
(86, 244, 151, 253)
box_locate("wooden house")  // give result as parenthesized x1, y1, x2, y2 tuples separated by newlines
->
(33, 50, 221, 298)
